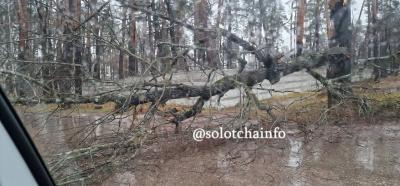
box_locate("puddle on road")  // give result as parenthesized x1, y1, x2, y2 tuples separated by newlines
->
(101, 121, 400, 186)
(355, 136, 375, 171)
(102, 172, 137, 186)
(287, 138, 304, 168)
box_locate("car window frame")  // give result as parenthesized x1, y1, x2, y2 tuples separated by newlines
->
(0, 88, 55, 186)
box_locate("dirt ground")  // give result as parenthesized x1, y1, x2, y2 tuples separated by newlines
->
(101, 120, 400, 186)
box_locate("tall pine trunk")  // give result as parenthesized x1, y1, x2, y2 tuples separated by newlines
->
(371, 0, 382, 80)
(16, 0, 32, 97)
(314, 0, 321, 51)
(74, 0, 82, 95)
(119, 7, 127, 79)
(194, 0, 208, 67)
(327, 0, 352, 107)
(36, 0, 54, 98)
(296, 0, 306, 55)
(128, 11, 138, 76)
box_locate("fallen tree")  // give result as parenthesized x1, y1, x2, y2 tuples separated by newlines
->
(12, 47, 342, 111)
(8, 2, 351, 128)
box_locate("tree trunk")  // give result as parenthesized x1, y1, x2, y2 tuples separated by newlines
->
(165, 0, 190, 71)
(16, 0, 32, 98)
(225, 0, 234, 69)
(128, 12, 138, 76)
(36, 0, 54, 98)
(194, 0, 208, 67)
(152, 0, 163, 71)
(327, 0, 352, 107)
(296, 0, 306, 55)
(146, 0, 155, 69)
(73, 0, 82, 95)
(85, 24, 92, 74)
(362, 0, 370, 59)
(119, 7, 127, 79)
(174, 0, 189, 70)
(207, 37, 219, 68)
(165, 0, 178, 67)
(58, 0, 82, 96)
(371, 0, 381, 80)
(58, 0, 76, 97)
(314, 0, 321, 51)
(325, 0, 333, 45)
(159, 18, 171, 73)
(92, 0, 101, 80)
(5, 2, 16, 95)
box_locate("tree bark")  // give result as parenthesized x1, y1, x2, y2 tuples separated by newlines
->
(327, 0, 352, 107)
(92, 0, 101, 80)
(371, 0, 387, 80)
(16, 0, 32, 97)
(146, 0, 155, 70)
(194, 0, 208, 67)
(296, 0, 306, 55)
(151, 0, 163, 72)
(164, 0, 178, 67)
(36, 0, 54, 98)
(58, 0, 75, 97)
(325, 0, 333, 44)
(225, 0, 234, 69)
(74, 0, 82, 95)
(128, 11, 138, 76)
(119, 7, 128, 79)
(365, 0, 371, 58)
(314, 0, 321, 51)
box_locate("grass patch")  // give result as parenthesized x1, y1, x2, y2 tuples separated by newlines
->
(251, 76, 400, 126)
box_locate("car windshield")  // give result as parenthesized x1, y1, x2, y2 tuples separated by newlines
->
(1, 0, 400, 185)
